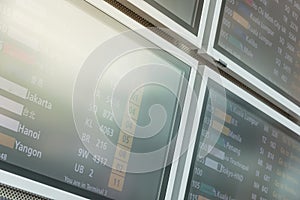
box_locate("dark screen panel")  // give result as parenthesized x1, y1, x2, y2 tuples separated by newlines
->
(214, 0, 300, 104)
(185, 78, 300, 200)
(144, 0, 204, 35)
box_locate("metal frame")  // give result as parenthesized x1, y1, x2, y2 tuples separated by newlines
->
(0, 170, 87, 200)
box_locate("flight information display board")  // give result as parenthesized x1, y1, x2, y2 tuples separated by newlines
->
(184, 74, 300, 200)
(0, 1, 193, 199)
(213, 0, 300, 105)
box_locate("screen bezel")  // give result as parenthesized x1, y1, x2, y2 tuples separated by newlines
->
(177, 66, 300, 200)
(0, 0, 199, 199)
(126, 0, 211, 48)
(206, 0, 300, 117)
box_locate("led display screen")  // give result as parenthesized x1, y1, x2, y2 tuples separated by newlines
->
(214, 0, 300, 104)
(0, 1, 191, 199)
(185, 78, 300, 200)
